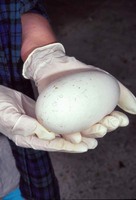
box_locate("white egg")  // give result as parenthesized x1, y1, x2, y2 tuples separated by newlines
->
(35, 70, 120, 134)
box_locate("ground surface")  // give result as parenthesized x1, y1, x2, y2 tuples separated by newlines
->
(46, 0, 136, 199)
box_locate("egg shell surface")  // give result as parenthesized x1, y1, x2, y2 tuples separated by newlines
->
(35, 70, 120, 134)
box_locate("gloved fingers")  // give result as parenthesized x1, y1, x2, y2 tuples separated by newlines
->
(62, 132, 82, 144)
(82, 137, 98, 149)
(110, 111, 129, 127)
(99, 115, 120, 132)
(118, 82, 136, 114)
(34, 122, 55, 140)
(12, 115, 55, 140)
(81, 111, 129, 138)
(12, 135, 88, 153)
(45, 137, 88, 153)
(81, 124, 107, 138)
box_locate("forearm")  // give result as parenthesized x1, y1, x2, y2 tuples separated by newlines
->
(21, 13, 57, 61)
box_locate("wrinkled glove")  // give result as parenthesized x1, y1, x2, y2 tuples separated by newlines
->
(0, 85, 93, 153)
(22, 43, 136, 144)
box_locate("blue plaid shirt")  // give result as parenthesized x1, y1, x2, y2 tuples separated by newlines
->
(0, 1, 60, 199)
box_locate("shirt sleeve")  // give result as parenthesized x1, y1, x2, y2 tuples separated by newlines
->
(0, 0, 49, 91)
(20, 0, 48, 18)
(0, 134, 20, 198)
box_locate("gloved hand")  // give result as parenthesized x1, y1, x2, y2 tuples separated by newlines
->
(0, 85, 95, 153)
(22, 43, 136, 144)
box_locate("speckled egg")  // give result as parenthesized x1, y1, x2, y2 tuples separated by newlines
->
(35, 70, 120, 134)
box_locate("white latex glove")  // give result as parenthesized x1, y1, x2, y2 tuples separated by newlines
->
(22, 43, 136, 144)
(0, 85, 92, 153)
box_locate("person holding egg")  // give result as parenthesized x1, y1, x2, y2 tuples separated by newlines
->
(0, 1, 136, 199)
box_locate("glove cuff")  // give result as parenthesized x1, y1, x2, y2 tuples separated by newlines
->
(22, 42, 65, 80)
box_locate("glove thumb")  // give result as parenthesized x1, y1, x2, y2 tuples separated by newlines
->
(12, 115, 55, 140)
(118, 82, 136, 114)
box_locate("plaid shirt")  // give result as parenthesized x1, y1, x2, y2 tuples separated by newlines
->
(0, 1, 60, 199)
